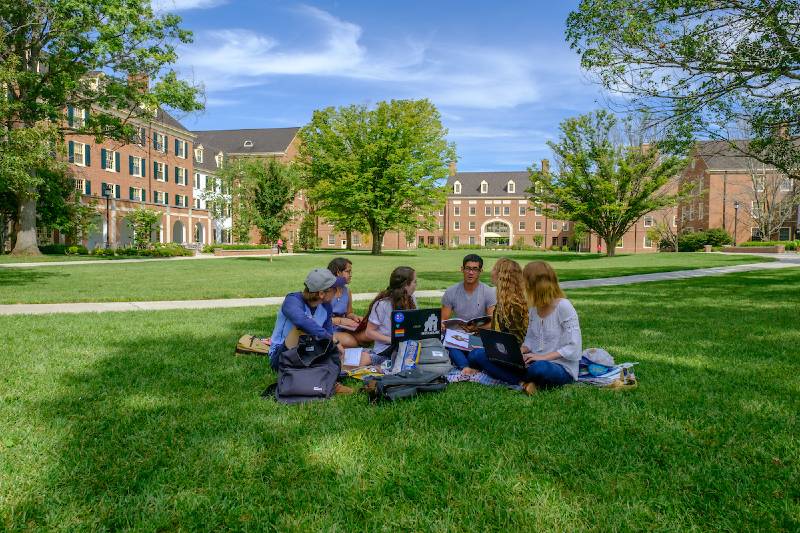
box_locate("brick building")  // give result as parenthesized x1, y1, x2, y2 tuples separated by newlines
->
(60, 106, 211, 248)
(679, 140, 799, 242)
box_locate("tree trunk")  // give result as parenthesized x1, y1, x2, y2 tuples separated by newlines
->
(346, 228, 352, 250)
(12, 189, 40, 255)
(371, 229, 384, 255)
(604, 236, 617, 257)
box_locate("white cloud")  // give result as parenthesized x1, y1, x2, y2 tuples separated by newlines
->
(152, 0, 227, 12)
(178, 6, 588, 110)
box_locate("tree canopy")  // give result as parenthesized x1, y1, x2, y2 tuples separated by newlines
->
(528, 110, 688, 256)
(566, 0, 800, 178)
(299, 99, 454, 254)
(1, 0, 203, 254)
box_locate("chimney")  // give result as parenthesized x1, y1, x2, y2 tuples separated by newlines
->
(448, 160, 457, 177)
(128, 72, 149, 94)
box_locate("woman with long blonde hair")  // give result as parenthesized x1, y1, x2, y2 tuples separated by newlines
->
(468, 260, 581, 394)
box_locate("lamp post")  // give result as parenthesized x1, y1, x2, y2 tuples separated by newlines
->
(733, 200, 740, 245)
(102, 183, 112, 249)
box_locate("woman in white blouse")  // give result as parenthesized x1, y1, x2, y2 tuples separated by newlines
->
(470, 260, 581, 394)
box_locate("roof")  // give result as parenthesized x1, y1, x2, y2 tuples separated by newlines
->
(695, 140, 775, 171)
(447, 171, 530, 197)
(191, 127, 300, 155)
(155, 108, 191, 134)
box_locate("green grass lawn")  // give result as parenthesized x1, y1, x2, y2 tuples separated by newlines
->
(1, 270, 798, 530)
(0, 249, 772, 304)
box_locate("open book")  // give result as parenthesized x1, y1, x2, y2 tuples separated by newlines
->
(336, 317, 363, 331)
(443, 329, 483, 352)
(442, 315, 491, 330)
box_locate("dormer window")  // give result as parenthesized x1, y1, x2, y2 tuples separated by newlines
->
(480, 180, 488, 194)
(194, 147, 204, 164)
(215, 152, 223, 168)
(507, 180, 515, 193)
(453, 180, 461, 194)
(243, 140, 253, 148)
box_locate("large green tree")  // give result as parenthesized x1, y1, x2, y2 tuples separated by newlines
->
(566, 0, 800, 179)
(210, 158, 300, 245)
(1, 0, 202, 255)
(528, 111, 688, 257)
(299, 99, 454, 255)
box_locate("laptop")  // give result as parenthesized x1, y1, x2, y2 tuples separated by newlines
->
(478, 329, 526, 371)
(391, 308, 441, 343)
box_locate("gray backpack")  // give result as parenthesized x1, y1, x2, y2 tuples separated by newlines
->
(266, 336, 341, 404)
(415, 337, 453, 376)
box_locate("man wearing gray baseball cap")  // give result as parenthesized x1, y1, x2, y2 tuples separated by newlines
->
(268, 268, 352, 393)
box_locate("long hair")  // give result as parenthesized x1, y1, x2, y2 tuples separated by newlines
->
(355, 266, 416, 333)
(523, 261, 565, 309)
(492, 258, 528, 342)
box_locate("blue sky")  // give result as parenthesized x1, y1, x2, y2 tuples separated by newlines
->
(158, 0, 605, 171)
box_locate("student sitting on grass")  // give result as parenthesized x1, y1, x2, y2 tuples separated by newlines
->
(467, 261, 581, 394)
(327, 257, 371, 348)
(268, 267, 346, 372)
(441, 253, 496, 368)
(464, 258, 528, 374)
(354, 266, 417, 366)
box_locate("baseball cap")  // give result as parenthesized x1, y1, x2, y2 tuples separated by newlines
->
(305, 268, 347, 292)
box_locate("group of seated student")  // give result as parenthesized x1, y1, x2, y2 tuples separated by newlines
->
(269, 253, 581, 396)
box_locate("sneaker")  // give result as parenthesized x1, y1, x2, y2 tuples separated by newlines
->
(521, 382, 537, 396)
(334, 382, 355, 395)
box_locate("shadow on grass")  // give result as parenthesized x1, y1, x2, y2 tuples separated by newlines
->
(0, 268, 68, 287)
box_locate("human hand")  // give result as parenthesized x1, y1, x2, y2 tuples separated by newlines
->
(523, 353, 537, 365)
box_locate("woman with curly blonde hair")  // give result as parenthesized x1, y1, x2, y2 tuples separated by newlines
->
(468, 260, 582, 394)
(465, 258, 528, 373)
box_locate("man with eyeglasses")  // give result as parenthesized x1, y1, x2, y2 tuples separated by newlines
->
(441, 253, 496, 369)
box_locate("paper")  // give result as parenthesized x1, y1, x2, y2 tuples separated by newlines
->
(343, 348, 363, 366)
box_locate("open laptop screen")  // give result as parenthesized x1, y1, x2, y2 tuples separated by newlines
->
(391, 308, 441, 343)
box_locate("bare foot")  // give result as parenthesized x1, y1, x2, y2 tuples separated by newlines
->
(462, 367, 480, 376)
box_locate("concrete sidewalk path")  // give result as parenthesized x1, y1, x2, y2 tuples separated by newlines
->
(2, 257, 798, 316)
(0, 252, 302, 268)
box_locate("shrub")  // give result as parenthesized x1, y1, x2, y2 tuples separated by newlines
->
(454, 244, 482, 250)
(149, 243, 194, 257)
(91, 247, 116, 257)
(561, 245, 570, 252)
(678, 228, 733, 251)
(208, 244, 274, 251)
(67, 245, 89, 255)
(739, 240, 798, 251)
(39, 244, 67, 255)
(511, 238, 534, 251)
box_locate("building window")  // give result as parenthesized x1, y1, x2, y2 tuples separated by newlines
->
(485, 206, 491, 216)
(328, 234, 335, 245)
(698, 203, 704, 220)
(153, 191, 168, 205)
(480, 180, 488, 194)
(503, 206, 510, 216)
(353, 234, 361, 246)
(494, 206, 501, 216)
(137, 127, 147, 146)
(130, 156, 144, 177)
(562, 221, 569, 230)
(780, 178, 792, 192)
(454, 221, 460, 230)
(644, 215, 654, 227)
(130, 187, 144, 202)
(174, 139, 187, 159)
(154, 161, 166, 182)
(101, 149, 119, 172)
(552, 221, 558, 231)
(452, 236, 460, 246)
(438, 221, 444, 230)
(469, 206, 476, 216)
(193, 198, 201, 209)
(643, 236, 653, 248)
(70, 141, 89, 166)
(74, 178, 86, 194)
(519, 221, 526, 231)
(469, 221, 476, 231)
(469, 236, 476, 245)
(751, 227, 763, 241)
(535, 221, 542, 231)
(753, 176, 765, 192)
(453, 206, 460, 216)
(779, 227, 791, 241)
(534, 205, 543, 216)
(153, 132, 166, 153)
(195, 148, 204, 164)
(507, 180, 515, 193)
(616, 238, 624, 248)
(194, 173, 201, 189)
(175, 166, 188, 186)
(215, 153, 223, 168)
(519, 206, 526, 216)
(175, 194, 185, 207)
(453, 181, 461, 194)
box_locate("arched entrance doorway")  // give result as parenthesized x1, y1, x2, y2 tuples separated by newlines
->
(482, 220, 512, 246)
(172, 220, 185, 244)
(194, 222, 204, 244)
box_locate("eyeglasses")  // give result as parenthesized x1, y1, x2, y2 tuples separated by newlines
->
(463, 266, 482, 273)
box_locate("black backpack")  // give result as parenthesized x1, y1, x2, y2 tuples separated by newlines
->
(264, 335, 341, 404)
(364, 368, 448, 403)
